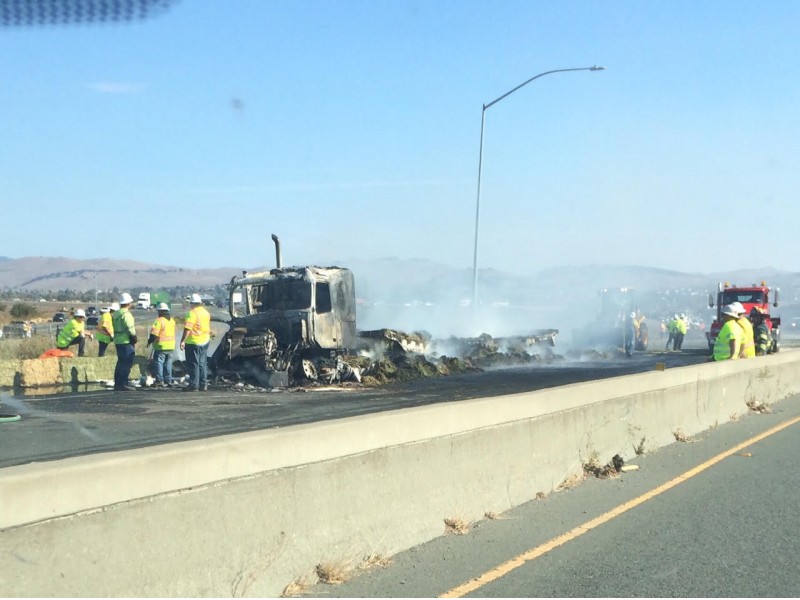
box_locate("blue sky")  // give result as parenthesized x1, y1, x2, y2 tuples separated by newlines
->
(1, 1, 798, 274)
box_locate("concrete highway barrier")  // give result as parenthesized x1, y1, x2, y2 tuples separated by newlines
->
(2, 352, 799, 596)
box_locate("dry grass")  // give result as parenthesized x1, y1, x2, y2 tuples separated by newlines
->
(444, 516, 471, 535)
(315, 561, 351, 585)
(673, 428, 694, 442)
(0, 336, 52, 360)
(535, 491, 547, 500)
(359, 554, 392, 570)
(634, 436, 647, 455)
(281, 578, 310, 597)
(746, 398, 772, 414)
(556, 471, 585, 491)
(730, 412, 740, 422)
(483, 511, 510, 521)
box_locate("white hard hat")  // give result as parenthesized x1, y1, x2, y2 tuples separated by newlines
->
(157, 302, 170, 311)
(190, 293, 202, 304)
(721, 304, 739, 318)
(74, 309, 86, 318)
(100, 306, 109, 313)
(674, 314, 680, 319)
(110, 302, 120, 311)
(731, 302, 746, 315)
(680, 313, 686, 318)
(629, 312, 636, 318)
(120, 292, 133, 305)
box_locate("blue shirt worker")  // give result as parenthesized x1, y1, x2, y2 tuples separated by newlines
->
(112, 292, 138, 391)
(180, 293, 212, 392)
(147, 303, 176, 387)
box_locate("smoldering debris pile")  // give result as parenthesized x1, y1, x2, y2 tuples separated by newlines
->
(357, 330, 566, 386)
(213, 326, 636, 391)
(245, 329, 566, 390)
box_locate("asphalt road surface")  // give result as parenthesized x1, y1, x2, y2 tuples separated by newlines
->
(0, 339, 712, 469)
(303, 393, 800, 598)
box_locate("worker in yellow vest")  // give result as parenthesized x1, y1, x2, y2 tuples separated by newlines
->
(112, 292, 138, 391)
(674, 313, 688, 351)
(56, 308, 93, 356)
(665, 315, 678, 351)
(95, 303, 117, 357)
(731, 302, 755, 358)
(180, 293, 212, 392)
(147, 303, 177, 387)
(712, 304, 744, 361)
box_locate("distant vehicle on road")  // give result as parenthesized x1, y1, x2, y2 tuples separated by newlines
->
(86, 316, 99, 329)
(137, 292, 151, 310)
(52, 312, 67, 322)
(86, 306, 99, 317)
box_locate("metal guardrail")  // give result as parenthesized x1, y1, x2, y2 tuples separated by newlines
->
(0, 322, 61, 341)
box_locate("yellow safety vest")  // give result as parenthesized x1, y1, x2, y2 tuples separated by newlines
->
(96, 312, 114, 343)
(737, 317, 755, 358)
(150, 316, 176, 351)
(57, 318, 84, 348)
(713, 320, 744, 361)
(184, 305, 211, 346)
(112, 308, 136, 344)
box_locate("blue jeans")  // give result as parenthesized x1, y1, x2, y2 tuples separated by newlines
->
(152, 349, 174, 384)
(114, 343, 136, 389)
(184, 343, 209, 389)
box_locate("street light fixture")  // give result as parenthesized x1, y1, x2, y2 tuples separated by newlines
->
(471, 66, 606, 309)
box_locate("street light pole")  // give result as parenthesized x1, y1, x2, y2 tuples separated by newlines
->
(471, 65, 605, 309)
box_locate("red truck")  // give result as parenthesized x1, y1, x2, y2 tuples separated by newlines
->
(706, 281, 780, 353)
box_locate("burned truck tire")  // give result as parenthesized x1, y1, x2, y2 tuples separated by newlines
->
(299, 359, 318, 381)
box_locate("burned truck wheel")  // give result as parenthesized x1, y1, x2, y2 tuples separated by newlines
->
(299, 359, 318, 381)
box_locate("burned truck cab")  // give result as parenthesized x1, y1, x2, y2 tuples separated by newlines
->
(212, 265, 357, 386)
(228, 266, 357, 352)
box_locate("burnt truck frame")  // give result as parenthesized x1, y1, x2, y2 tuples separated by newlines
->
(210, 236, 357, 387)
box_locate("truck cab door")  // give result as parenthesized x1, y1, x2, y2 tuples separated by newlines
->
(312, 282, 341, 350)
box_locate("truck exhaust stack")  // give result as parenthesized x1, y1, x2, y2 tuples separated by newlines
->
(271, 234, 281, 269)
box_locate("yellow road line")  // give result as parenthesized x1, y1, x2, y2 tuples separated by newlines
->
(441, 414, 800, 598)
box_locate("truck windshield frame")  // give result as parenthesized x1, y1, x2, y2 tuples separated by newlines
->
(256, 280, 312, 311)
(722, 290, 765, 304)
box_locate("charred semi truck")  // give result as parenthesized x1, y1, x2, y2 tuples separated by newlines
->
(210, 235, 357, 387)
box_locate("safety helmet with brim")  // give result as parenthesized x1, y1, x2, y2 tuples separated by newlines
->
(721, 304, 739, 318)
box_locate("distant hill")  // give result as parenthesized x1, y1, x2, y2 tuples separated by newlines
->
(0, 255, 796, 307)
(0, 257, 246, 291)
